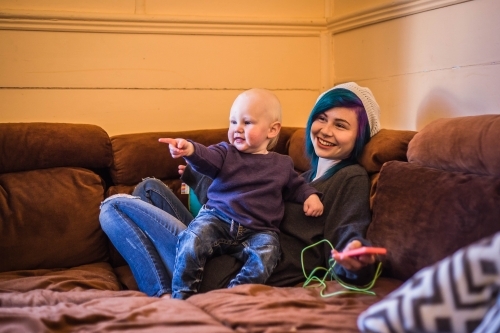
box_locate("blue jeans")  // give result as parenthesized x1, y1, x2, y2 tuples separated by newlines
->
(99, 178, 193, 297)
(172, 207, 280, 300)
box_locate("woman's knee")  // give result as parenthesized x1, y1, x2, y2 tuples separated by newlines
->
(100, 194, 135, 210)
(133, 177, 169, 197)
(99, 194, 136, 229)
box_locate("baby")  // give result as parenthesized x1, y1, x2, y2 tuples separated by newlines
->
(160, 88, 323, 299)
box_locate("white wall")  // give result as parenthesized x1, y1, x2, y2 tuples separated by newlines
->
(331, 0, 500, 130)
(0, 0, 326, 135)
(1, 0, 498, 134)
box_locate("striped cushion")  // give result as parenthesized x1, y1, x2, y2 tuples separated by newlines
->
(473, 294, 500, 333)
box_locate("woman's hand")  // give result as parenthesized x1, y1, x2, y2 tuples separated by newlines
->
(331, 240, 376, 271)
(178, 164, 186, 175)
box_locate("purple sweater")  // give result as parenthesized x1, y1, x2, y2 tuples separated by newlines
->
(185, 141, 320, 233)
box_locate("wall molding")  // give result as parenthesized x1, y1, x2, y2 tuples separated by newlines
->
(327, 0, 472, 34)
(0, 10, 324, 37)
(0, 1, 472, 36)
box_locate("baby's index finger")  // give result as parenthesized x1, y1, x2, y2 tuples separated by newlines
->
(158, 138, 176, 146)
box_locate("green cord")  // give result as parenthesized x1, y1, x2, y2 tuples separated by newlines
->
(300, 239, 383, 298)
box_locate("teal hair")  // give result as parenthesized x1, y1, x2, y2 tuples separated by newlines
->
(305, 88, 371, 181)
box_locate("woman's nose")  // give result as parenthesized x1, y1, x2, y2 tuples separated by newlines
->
(320, 123, 334, 136)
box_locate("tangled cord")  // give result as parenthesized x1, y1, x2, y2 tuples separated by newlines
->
(301, 239, 383, 297)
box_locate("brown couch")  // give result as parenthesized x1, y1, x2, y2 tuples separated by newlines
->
(1, 115, 498, 332)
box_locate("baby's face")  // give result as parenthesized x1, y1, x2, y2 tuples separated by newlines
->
(228, 94, 274, 154)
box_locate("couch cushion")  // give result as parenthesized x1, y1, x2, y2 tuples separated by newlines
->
(287, 128, 310, 173)
(0, 262, 120, 292)
(287, 128, 416, 175)
(109, 127, 304, 187)
(0, 123, 112, 174)
(367, 160, 500, 281)
(0, 167, 108, 273)
(359, 129, 417, 175)
(109, 129, 228, 186)
(407, 115, 500, 176)
(358, 129, 417, 209)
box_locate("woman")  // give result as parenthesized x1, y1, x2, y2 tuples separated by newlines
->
(99, 82, 381, 297)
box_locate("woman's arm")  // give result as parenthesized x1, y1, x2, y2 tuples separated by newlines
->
(322, 167, 376, 285)
(180, 163, 212, 205)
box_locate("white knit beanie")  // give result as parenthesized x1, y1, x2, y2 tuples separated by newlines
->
(316, 82, 381, 137)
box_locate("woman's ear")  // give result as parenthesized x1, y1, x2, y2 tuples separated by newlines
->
(268, 121, 281, 139)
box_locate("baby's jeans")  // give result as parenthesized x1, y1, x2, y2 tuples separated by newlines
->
(171, 207, 280, 300)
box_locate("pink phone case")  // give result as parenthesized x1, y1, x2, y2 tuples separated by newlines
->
(336, 247, 387, 259)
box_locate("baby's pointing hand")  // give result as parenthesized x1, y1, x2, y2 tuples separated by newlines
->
(158, 138, 194, 158)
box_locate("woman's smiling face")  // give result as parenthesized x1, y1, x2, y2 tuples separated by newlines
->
(310, 107, 358, 160)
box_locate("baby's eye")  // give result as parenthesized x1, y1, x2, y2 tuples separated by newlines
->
(244, 121, 252, 125)
(230, 120, 237, 125)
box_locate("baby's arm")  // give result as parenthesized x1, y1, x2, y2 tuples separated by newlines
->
(161, 140, 226, 179)
(159, 138, 194, 159)
(303, 194, 323, 217)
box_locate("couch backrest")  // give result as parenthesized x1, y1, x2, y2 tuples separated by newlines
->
(367, 115, 500, 281)
(0, 123, 112, 273)
(407, 115, 500, 177)
(0, 121, 420, 274)
(106, 127, 304, 201)
(104, 127, 305, 267)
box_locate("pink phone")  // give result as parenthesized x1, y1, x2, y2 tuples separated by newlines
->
(335, 247, 387, 260)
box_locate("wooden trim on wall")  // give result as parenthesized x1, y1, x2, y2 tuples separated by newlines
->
(327, 0, 473, 34)
(0, 1, 471, 37)
(0, 10, 324, 36)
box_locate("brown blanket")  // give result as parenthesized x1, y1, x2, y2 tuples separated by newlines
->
(0, 266, 401, 333)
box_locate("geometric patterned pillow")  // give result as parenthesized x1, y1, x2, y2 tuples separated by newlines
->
(473, 293, 500, 333)
(358, 231, 500, 333)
